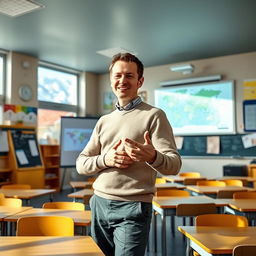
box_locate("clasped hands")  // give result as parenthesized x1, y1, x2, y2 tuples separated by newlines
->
(104, 131, 156, 169)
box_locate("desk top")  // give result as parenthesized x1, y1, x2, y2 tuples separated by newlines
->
(0, 236, 104, 255)
(4, 208, 91, 226)
(216, 176, 256, 182)
(186, 185, 253, 194)
(152, 196, 230, 209)
(68, 189, 94, 199)
(155, 182, 185, 189)
(69, 181, 93, 188)
(0, 206, 32, 220)
(228, 199, 256, 212)
(163, 175, 206, 183)
(178, 226, 256, 255)
(0, 189, 56, 199)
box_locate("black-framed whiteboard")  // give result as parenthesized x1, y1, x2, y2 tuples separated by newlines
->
(60, 116, 99, 167)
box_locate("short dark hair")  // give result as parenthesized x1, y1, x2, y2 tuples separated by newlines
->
(109, 52, 144, 79)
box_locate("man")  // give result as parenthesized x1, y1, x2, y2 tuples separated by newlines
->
(76, 53, 181, 256)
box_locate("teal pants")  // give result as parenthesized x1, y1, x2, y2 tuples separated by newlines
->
(90, 194, 152, 256)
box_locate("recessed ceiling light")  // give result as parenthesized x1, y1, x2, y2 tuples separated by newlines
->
(97, 47, 137, 58)
(0, 0, 44, 17)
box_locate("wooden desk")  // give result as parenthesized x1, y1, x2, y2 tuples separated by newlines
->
(4, 208, 91, 227)
(163, 175, 206, 183)
(67, 189, 94, 203)
(225, 199, 256, 225)
(216, 176, 256, 187)
(69, 181, 94, 191)
(152, 196, 230, 256)
(0, 189, 56, 205)
(186, 185, 253, 197)
(155, 182, 185, 190)
(0, 236, 104, 255)
(0, 206, 32, 235)
(178, 226, 256, 256)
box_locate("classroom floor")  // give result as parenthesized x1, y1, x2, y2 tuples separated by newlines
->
(31, 188, 187, 256)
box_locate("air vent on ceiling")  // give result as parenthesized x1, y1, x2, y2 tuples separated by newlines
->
(0, 0, 44, 17)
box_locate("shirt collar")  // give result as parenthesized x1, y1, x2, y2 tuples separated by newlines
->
(115, 96, 142, 111)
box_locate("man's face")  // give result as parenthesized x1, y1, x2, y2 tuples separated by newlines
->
(110, 60, 144, 105)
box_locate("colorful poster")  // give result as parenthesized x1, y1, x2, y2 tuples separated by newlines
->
(3, 104, 37, 124)
(243, 80, 256, 100)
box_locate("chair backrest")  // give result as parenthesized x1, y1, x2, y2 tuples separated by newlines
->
(233, 191, 256, 199)
(195, 214, 248, 227)
(16, 216, 74, 236)
(42, 201, 85, 211)
(87, 177, 96, 182)
(223, 179, 243, 187)
(176, 203, 217, 217)
(196, 180, 226, 187)
(1, 184, 31, 189)
(233, 244, 256, 256)
(155, 178, 166, 184)
(0, 198, 22, 207)
(0, 193, 5, 200)
(183, 178, 207, 185)
(156, 189, 190, 197)
(179, 172, 201, 178)
(217, 189, 247, 199)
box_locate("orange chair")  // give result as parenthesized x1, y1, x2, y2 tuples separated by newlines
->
(179, 172, 201, 178)
(155, 189, 190, 197)
(43, 201, 85, 211)
(196, 180, 226, 186)
(183, 178, 207, 185)
(223, 179, 243, 187)
(0, 198, 22, 207)
(16, 216, 74, 236)
(233, 191, 256, 199)
(155, 178, 166, 184)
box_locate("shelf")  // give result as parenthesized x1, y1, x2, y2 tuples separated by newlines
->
(0, 168, 12, 173)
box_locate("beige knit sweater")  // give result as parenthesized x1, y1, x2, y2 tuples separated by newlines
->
(76, 102, 181, 202)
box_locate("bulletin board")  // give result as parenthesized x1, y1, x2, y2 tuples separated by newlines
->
(10, 129, 43, 168)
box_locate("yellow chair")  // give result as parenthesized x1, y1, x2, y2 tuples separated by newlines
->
(0, 198, 22, 207)
(156, 189, 190, 197)
(43, 201, 85, 211)
(233, 244, 256, 256)
(216, 189, 247, 199)
(233, 191, 256, 199)
(223, 179, 243, 187)
(16, 216, 74, 236)
(195, 214, 248, 227)
(1, 184, 31, 189)
(0, 193, 5, 200)
(193, 214, 248, 256)
(155, 178, 166, 184)
(196, 180, 226, 186)
(183, 178, 207, 185)
(179, 172, 201, 178)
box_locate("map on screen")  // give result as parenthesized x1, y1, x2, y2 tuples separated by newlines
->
(154, 81, 235, 136)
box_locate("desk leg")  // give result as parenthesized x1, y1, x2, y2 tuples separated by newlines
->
(161, 215, 166, 256)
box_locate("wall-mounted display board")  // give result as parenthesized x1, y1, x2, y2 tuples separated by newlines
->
(10, 129, 42, 168)
(179, 134, 256, 158)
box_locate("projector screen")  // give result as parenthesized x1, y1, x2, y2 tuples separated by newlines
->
(154, 80, 235, 136)
(60, 116, 98, 167)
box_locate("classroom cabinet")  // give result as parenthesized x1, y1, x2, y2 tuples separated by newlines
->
(0, 155, 13, 186)
(40, 145, 60, 191)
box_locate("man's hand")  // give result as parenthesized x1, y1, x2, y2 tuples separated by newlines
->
(104, 140, 134, 168)
(124, 131, 156, 163)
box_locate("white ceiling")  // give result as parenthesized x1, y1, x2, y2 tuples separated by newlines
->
(0, 0, 256, 74)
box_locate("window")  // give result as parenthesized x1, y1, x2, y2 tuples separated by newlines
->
(38, 65, 79, 144)
(0, 55, 4, 124)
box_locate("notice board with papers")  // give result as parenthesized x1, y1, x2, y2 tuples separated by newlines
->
(179, 134, 256, 158)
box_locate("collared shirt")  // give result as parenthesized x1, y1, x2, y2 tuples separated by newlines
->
(115, 96, 142, 111)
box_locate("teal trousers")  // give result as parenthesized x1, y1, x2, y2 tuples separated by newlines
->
(90, 194, 152, 256)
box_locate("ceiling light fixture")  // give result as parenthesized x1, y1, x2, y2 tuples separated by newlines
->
(0, 0, 44, 17)
(170, 64, 194, 75)
(97, 47, 137, 58)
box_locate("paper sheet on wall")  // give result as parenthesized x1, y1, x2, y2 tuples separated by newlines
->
(0, 131, 9, 152)
(174, 136, 184, 150)
(241, 133, 256, 148)
(16, 149, 29, 165)
(207, 136, 220, 154)
(243, 80, 256, 100)
(28, 139, 39, 156)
